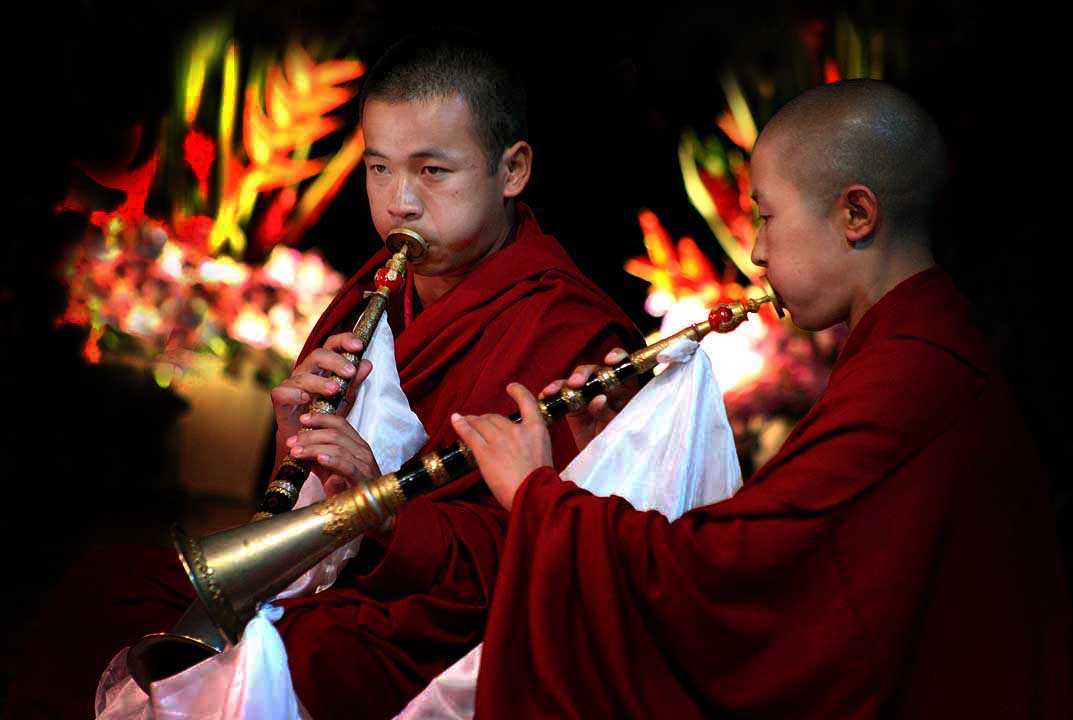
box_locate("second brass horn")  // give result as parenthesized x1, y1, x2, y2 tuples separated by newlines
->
(128, 281, 784, 691)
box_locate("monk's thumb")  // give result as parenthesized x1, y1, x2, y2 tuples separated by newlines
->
(507, 383, 541, 424)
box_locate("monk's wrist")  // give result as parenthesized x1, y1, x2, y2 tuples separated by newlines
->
(511, 465, 566, 518)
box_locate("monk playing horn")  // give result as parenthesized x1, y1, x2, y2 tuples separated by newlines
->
(452, 79, 1072, 719)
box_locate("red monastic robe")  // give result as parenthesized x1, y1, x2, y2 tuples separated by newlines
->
(475, 267, 1072, 719)
(5, 203, 639, 720)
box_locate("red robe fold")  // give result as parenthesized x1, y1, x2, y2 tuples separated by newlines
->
(475, 267, 1072, 719)
(5, 203, 639, 720)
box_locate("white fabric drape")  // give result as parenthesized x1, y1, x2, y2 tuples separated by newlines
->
(395, 333, 743, 720)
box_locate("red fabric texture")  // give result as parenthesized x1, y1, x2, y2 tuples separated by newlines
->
(475, 267, 1072, 719)
(4, 203, 639, 720)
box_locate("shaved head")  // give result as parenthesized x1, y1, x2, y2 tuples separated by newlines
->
(758, 79, 947, 238)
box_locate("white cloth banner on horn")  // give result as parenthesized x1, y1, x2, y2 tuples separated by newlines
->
(394, 333, 743, 720)
(95, 313, 429, 720)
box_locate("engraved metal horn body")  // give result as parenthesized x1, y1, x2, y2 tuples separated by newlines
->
(127, 279, 783, 692)
(127, 228, 427, 692)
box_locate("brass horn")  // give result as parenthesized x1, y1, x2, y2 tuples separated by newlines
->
(127, 228, 428, 692)
(127, 280, 784, 692)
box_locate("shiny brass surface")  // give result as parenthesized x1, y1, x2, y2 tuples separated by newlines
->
(127, 601, 227, 693)
(352, 292, 389, 345)
(312, 473, 404, 537)
(310, 398, 335, 414)
(559, 386, 587, 413)
(422, 454, 451, 486)
(385, 228, 429, 263)
(279, 455, 303, 470)
(459, 443, 476, 468)
(594, 366, 621, 392)
(173, 476, 402, 645)
(759, 277, 785, 317)
(628, 322, 708, 373)
(264, 479, 300, 504)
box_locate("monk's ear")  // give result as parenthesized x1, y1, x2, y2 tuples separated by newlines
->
(500, 141, 533, 199)
(839, 185, 879, 245)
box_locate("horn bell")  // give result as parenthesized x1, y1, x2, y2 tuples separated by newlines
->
(126, 600, 228, 693)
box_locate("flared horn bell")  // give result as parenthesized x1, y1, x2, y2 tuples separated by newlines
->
(127, 601, 228, 692)
(125, 472, 405, 691)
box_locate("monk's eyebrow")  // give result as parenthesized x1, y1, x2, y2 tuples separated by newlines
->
(364, 147, 455, 162)
(411, 148, 454, 161)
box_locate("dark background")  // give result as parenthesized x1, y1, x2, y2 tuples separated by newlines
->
(3, 0, 1069, 701)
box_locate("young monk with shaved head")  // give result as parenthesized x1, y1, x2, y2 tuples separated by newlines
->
(451, 80, 1072, 718)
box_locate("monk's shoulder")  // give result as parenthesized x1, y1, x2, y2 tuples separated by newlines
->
(493, 266, 636, 334)
(818, 332, 991, 445)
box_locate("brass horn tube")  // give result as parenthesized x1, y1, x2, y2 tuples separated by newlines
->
(128, 282, 783, 691)
(255, 228, 428, 519)
(127, 228, 427, 692)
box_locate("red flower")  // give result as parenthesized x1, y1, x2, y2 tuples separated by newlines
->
(174, 215, 215, 252)
(183, 129, 216, 198)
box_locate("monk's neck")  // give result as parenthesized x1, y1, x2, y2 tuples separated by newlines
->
(412, 204, 517, 308)
(847, 239, 935, 330)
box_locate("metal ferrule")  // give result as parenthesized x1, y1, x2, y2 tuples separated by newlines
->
(628, 321, 711, 374)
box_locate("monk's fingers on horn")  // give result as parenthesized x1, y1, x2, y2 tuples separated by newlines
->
(352, 359, 373, 386)
(323, 332, 364, 354)
(271, 384, 310, 407)
(315, 453, 358, 479)
(506, 383, 542, 425)
(451, 413, 488, 447)
(567, 364, 599, 388)
(322, 475, 349, 496)
(302, 347, 358, 380)
(294, 428, 349, 449)
(485, 414, 516, 432)
(299, 414, 366, 446)
(287, 428, 334, 449)
(604, 347, 629, 365)
(299, 412, 346, 429)
(287, 370, 345, 397)
(539, 379, 565, 398)
(291, 441, 347, 460)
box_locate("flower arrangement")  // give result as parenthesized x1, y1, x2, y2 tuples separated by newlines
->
(59, 213, 343, 388)
(55, 23, 365, 388)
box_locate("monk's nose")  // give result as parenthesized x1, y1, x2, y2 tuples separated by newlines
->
(388, 177, 421, 221)
(750, 239, 768, 268)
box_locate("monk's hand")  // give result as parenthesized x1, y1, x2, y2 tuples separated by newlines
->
(450, 383, 553, 511)
(540, 348, 634, 452)
(285, 412, 381, 496)
(270, 333, 370, 444)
